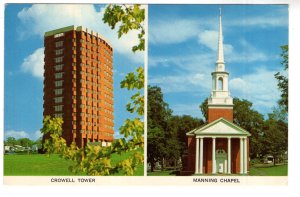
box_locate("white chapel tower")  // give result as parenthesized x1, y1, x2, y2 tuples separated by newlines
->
(185, 9, 251, 176)
(207, 9, 233, 123)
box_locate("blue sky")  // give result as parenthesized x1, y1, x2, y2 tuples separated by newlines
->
(4, 4, 144, 140)
(148, 5, 288, 119)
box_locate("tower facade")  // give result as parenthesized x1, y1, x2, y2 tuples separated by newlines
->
(43, 26, 114, 148)
(207, 10, 233, 123)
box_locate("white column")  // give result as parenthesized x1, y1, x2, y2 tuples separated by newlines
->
(227, 137, 231, 174)
(244, 138, 248, 174)
(240, 137, 244, 174)
(195, 138, 199, 174)
(199, 137, 204, 174)
(212, 137, 216, 174)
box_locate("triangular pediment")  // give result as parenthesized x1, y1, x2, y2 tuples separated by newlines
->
(187, 117, 251, 136)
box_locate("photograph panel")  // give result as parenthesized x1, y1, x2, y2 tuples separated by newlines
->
(147, 4, 288, 177)
(4, 4, 145, 177)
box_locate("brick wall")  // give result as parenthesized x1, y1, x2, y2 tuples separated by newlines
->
(208, 108, 233, 123)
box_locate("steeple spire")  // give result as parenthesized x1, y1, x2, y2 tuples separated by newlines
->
(216, 8, 225, 71)
(208, 8, 233, 118)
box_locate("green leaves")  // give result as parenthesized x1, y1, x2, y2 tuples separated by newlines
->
(41, 116, 66, 155)
(41, 115, 143, 175)
(121, 66, 144, 90)
(120, 118, 144, 139)
(121, 67, 144, 127)
(103, 4, 145, 175)
(275, 45, 288, 112)
(103, 4, 145, 52)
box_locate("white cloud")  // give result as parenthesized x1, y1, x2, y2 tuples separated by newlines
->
(226, 39, 268, 63)
(149, 19, 200, 44)
(149, 54, 214, 93)
(198, 30, 218, 50)
(197, 31, 267, 64)
(149, 32, 271, 98)
(149, 9, 287, 46)
(149, 75, 197, 93)
(149, 52, 214, 71)
(5, 129, 42, 140)
(33, 130, 43, 140)
(17, 4, 143, 63)
(197, 30, 234, 56)
(230, 67, 280, 111)
(171, 103, 203, 118)
(21, 47, 44, 79)
(149, 72, 211, 93)
(197, 30, 268, 63)
(5, 130, 30, 139)
(229, 16, 287, 28)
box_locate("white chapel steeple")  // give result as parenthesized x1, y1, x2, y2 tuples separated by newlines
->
(216, 8, 225, 71)
(208, 8, 233, 110)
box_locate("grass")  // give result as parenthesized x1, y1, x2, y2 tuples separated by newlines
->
(249, 164, 288, 176)
(147, 170, 178, 176)
(4, 154, 82, 176)
(4, 149, 144, 176)
(147, 164, 288, 176)
(111, 149, 144, 176)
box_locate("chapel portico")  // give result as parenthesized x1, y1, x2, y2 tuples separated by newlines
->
(187, 118, 250, 175)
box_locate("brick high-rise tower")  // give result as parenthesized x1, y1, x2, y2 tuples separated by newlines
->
(43, 26, 114, 148)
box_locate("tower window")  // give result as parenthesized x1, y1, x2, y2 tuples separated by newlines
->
(55, 64, 64, 71)
(218, 77, 223, 91)
(55, 49, 63, 55)
(55, 41, 63, 48)
(54, 105, 63, 112)
(54, 57, 63, 63)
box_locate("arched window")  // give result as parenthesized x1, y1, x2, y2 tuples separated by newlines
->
(218, 77, 223, 90)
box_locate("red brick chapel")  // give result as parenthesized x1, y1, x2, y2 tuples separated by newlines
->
(183, 10, 251, 175)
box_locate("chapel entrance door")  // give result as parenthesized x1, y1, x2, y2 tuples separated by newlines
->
(216, 149, 227, 174)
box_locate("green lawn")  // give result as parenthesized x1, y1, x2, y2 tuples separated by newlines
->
(249, 164, 288, 176)
(147, 164, 288, 176)
(4, 150, 144, 176)
(147, 170, 178, 176)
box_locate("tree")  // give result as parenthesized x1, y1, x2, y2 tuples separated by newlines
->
(5, 137, 17, 146)
(258, 44, 288, 165)
(42, 4, 145, 176)
(147, 86, 172, 129)
(262, 114, 288, 165)
(35, 137, 43, 149)
(147, 126, 165, 172)
(275, 45, 288, 112)
(168, 115, 204, 155)
(103, 4, 144, 52)
(233, 98, 265, 158)
(147, 85, 172, 171)
(147, 85, 205, 171)
(199, 98, 208, 122)
(17, 138, 34, 147)
(270, 105, 287, 123)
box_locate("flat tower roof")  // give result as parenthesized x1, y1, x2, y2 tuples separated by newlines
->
(44, 25, 112, 47)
